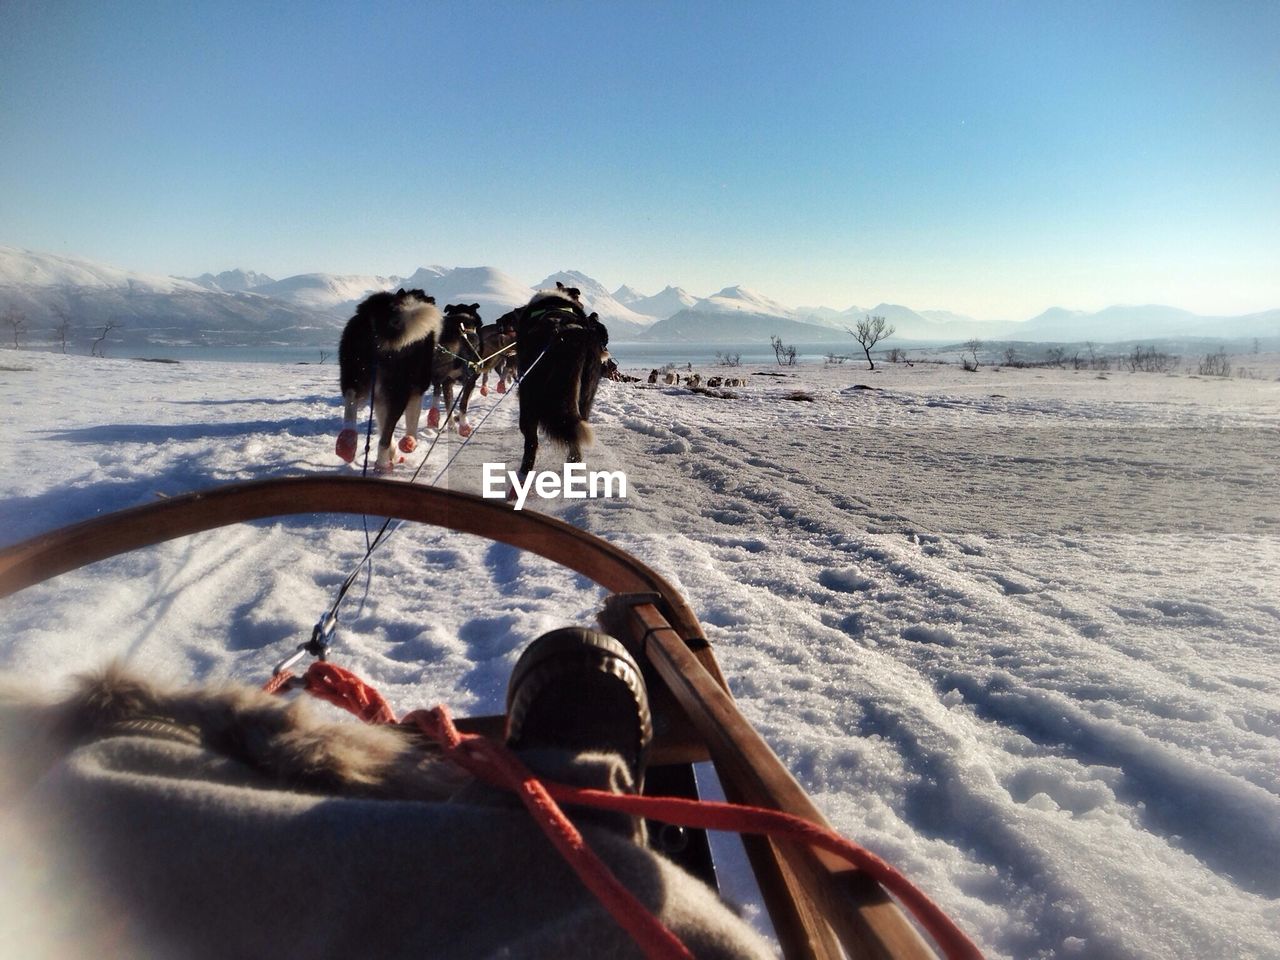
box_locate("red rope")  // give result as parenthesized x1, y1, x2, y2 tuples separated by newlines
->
(535, 785, 984, 960)
(262, 670, 292, 696)
(264, 662, 396, 724)
(269, 661, 984, 960)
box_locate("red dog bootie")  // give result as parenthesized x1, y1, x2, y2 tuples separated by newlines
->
(335, 428, 358, 463)
(398, 435, 417, 453)
(495, 380, 507, 394)
(427, 406, 440, 429)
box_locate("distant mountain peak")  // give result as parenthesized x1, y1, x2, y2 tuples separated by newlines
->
(617, 284, 696, 321)
(538, 270, 611, 300)
(530, 270, 650, 333)
(187, 269, 275, 293)
(399, 265, 450, 288)
(705, 285, 795, 318)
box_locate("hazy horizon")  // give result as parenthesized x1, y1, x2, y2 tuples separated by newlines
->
(9, 241, 1280, 327)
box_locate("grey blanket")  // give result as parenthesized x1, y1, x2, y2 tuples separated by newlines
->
(0, 666, 775, 959)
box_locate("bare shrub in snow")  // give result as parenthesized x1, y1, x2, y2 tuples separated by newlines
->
(770, 335, 797, 366)
(1126, 345, 1177, 373)
(848, 315, 895, 370)
(91, 320, 120, 357)
(3, 306, 26, 350)
(51, 305, 71, 354)
(1198, 348, 1231, 378)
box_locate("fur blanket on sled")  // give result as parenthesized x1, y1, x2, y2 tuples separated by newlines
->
(0, 665, 774, 960)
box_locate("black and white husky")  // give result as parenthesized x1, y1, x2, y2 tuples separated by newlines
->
(482, 308, 521, 397)
(513, 282, 610, 486)
(456, 311, 519, 437)
(335, 288, 442, 472)
(425, 303, 484, 433)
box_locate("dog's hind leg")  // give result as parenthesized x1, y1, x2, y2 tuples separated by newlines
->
(508, 406, 540, 502)
(336, 387, 363, 463)
(426, 384, 442, 430)
(342, 387, 362, 427)
(442, 381, 458, 430)
(457, 372, 477, 438)
(398, 392, 423, 453)
(375, 386, 410, 472)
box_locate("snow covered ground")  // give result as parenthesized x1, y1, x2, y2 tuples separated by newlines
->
(1, 351, 1278, 959)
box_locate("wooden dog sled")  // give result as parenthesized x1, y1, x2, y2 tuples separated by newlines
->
(0, 476, 974, 960)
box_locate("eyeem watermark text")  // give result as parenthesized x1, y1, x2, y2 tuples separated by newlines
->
(483, 463, 628, 511)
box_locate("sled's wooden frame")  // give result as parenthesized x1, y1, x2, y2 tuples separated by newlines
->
(0, 476, 937, 960)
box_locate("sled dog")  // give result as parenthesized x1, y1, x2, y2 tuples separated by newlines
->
(336, 288, 441, 471)
(514, 282, 610, 484)
(426, 304, 484, 433)
(456, 311, 519, 437)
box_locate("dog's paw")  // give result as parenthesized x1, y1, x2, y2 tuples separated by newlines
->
(458, 421, 473, 438)
(335, 429, 358, 463)
(374, 459, 395, 474)
(495, 380, 507, 395)
(398, 435, 417, 453)
(426, 407, 440, 429)
(480, 385, 489, 397)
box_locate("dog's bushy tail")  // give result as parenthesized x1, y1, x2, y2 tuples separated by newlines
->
(546, 416, 594, 450)
(541, 335, 595, 450)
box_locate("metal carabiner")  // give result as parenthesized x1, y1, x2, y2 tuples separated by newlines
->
(271, 611, 338, 676)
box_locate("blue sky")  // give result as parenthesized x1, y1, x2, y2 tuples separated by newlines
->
(2, 1, 1277, 320)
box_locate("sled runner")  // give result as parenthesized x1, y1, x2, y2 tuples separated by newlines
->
(0, 476, 975, 960)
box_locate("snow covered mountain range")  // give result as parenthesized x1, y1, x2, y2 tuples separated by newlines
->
(1, 243, 1275, 349)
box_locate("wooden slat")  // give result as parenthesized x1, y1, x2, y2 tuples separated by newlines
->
(732, 814, 847, 959)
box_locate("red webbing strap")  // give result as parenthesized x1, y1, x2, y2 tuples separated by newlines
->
(269, 662, 984, 960)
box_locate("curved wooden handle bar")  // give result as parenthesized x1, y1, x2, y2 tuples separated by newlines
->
(0, 475, 705, 644)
